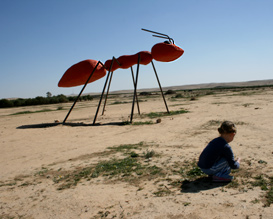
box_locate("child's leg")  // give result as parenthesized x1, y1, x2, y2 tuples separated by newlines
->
(210, 158, 232, 179)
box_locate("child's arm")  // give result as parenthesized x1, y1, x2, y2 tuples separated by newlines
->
(223, 144, 240, 169)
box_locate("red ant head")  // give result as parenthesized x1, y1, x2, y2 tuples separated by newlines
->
(142, 28, 184, 62)
(151, 43, 184, 62)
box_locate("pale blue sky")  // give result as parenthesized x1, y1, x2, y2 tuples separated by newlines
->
(0, 0, 272, 99)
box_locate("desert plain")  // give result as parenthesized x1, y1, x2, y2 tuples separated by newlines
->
(0, 85, 273, 218)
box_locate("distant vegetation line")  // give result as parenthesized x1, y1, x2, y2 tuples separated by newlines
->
(0, 84, 273, 108)
(0, 94, 94, 108)
(188, 84, 273, 91)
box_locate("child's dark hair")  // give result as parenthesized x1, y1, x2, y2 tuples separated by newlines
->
(218, 121, 237, 134)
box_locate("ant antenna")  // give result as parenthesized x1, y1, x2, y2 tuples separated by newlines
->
(141, 28, 174, 44)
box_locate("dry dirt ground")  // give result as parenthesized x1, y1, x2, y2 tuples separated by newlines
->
(1, 86, 273, 218)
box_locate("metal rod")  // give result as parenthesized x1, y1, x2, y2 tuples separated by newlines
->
(92, 59, 114, 125)
(152, 35, 169, 39)
(101, 57, 120, 115)
(152, 35, 174, 44)
(142, 28, 169, 38)
(130, 54, 140, 123)
(151, 60, 170, 114)
(130, 66, 140, 115)
(62, 61, 101, 124)
(141, 28, 174, 44)
(102, 71, 113, 115)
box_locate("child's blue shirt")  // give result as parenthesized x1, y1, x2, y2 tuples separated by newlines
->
(198, 137, 240, 169)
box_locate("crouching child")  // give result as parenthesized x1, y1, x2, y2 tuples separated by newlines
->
(198, 121, 241, 182)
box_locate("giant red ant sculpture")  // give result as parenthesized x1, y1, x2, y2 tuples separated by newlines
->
(58, 29, 184, 125)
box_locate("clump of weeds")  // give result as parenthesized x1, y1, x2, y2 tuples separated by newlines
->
(153, 187, 172, 197)
(107, 142, 145, 152)
(144, 150, 155, 159)
(53, 156, 164, 190)
(132, 121, 154, 125)
(226, 168, 273, 207)
(145, 109, 189, 119)
(250, 174, 273, 207)
(48, 142, 164, 190)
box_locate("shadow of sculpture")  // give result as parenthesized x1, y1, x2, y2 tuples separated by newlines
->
(180, 176, 230, 193)
(16, 121, 129, 129)
(17, 123, 62, 129)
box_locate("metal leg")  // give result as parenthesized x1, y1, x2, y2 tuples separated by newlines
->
(130, 54, 140, 123)
(130, 66, 140, 115)
(151, 60, 170, 113)
(93, 70, 112, 125)
(93, 57, 120, 125)
(62, 61, 102, 124)
(102, 71, 113, 115)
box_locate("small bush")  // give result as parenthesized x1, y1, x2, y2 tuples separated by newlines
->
(165, 90, 176, 95)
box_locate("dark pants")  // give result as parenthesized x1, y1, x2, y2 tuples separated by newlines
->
(200, 157, 233, 179)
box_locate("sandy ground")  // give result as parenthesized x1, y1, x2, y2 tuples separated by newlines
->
(0, 87, 273, 219)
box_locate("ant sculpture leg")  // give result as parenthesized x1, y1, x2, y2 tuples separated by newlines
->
(130, 66, 141, 115)
(101, 70, 114, 115)
(99, 62, 142, 121)
(129, 54, 170, 123)
(151, 60, 170, 114)
(93, 58, 117, 125)
(130, 54, 141, 123)
(101, 67, 141, 116)
(63, 61, 104, 124)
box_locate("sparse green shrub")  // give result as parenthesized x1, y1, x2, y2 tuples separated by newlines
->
(186, 166, 204, 177)
(139, 92, 152, 96)
(132, 121, 154, 125)
(174, 94, 183, 98)
(144, 150, 155, 159)
(146, 109, 188, 119)
(165, 90, 176, 95)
